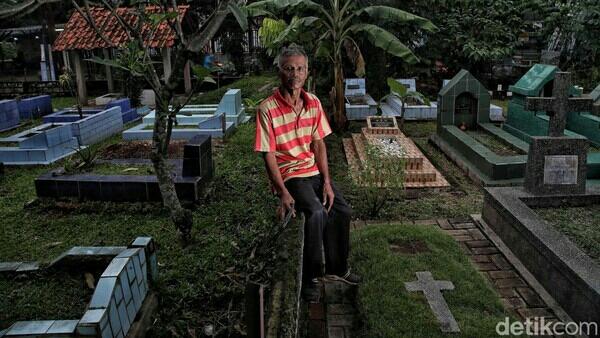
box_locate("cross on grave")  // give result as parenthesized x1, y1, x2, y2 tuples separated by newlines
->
(525, 72, 600, 137)
(404, 271, 460, 333)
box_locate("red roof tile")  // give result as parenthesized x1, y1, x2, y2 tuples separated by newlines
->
(53, 5, 188, 51)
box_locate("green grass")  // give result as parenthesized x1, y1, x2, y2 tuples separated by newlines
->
(328, 121, 483, 220)
(491, 99, 509, 115)
(351, 223, 513, 337)
(190, 73, 277, 105)
(52, 97, 77, 110)
(536, 205, 600, 262)
(0, 120, 284, 336)
(465, 129, 525, 156)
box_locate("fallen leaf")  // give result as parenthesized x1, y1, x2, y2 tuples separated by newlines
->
(84, 272, 95, 289)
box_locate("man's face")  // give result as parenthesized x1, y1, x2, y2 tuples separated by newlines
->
(279, 55, 308, 91)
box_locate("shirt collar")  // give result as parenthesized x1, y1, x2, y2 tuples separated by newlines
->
(274, 87, 313, 110)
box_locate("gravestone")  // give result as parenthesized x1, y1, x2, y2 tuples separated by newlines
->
(405, 271, 459, 333)
(524, 72, 594, 195)
(182, 134, 213, 178)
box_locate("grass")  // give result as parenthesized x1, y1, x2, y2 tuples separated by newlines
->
(536, 205, 600, 262)
(52, 97, 77, 110)
(491, 99, 509, 114)
(190, 73, 277, 105)
(0, 124, 284, 335)
(328, 121, 483, 220)
(351, 223, 513, 337)
(465, 129, 525, 156)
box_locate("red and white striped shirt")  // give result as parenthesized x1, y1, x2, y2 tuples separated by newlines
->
(255, 88, 332, 181)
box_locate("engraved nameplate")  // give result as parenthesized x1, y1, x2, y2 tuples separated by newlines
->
(544, 155, 578, 185)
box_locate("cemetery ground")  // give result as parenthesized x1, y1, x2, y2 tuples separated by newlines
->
(1, 76, 542, 336)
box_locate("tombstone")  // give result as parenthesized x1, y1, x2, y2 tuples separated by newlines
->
(405, 271, 459, 333)
(540, 50, 561, 66)
(437, 70, 491, 130)
(523, 72, 597, 195)
(396, 78, 416, 92)
(182, 134, 213, 178)
(0, 99, 20, 131)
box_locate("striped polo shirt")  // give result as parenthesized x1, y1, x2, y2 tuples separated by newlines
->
(255, 88, 332, 181)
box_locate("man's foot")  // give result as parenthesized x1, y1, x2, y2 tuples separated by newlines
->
(301, 278, 321, 303)
(325, 269, 362, 286)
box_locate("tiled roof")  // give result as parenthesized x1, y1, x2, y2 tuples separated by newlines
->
(53, 5, 188, 51)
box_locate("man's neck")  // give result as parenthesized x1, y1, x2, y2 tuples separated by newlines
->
(279, 86, 303, 107)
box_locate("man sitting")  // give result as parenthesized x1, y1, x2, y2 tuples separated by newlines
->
(254, 44, 361, 302)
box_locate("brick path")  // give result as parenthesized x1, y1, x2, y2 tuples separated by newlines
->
(305, 217, 562, 337)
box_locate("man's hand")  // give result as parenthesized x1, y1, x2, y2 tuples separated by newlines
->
(322, 181, 334, 212)
(278, 190, 296, 220)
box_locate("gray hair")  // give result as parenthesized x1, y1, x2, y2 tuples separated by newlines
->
(277, 44, 308, 69)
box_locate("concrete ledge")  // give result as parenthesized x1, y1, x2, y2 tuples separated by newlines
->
(482, 186, 600, 324)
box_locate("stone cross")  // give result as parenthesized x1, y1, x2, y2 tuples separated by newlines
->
(526, 72, 600, 137)
(405, 271, 460, 333)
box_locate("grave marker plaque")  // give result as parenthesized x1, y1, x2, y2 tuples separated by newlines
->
(543, 155, 578, 185)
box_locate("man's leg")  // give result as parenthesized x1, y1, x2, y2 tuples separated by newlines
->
(315, 177, 353, 277)
(284, 176, 328, 285)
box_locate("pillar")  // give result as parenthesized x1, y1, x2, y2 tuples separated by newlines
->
(103, 49, 114, 93)
(162, 47, 172, 81)
(184, 60, 192, 94)
(70, 51, 87, 106)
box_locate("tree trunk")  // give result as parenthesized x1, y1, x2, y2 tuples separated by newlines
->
(333, 61, 346, 130)
(151, 99, 193, 244)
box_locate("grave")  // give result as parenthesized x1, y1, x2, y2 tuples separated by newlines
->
(95, 93, 123, 106)
(481, 71, 600, 326)
(343, 116, 449, 189)
(381, 78, 504, 121)
(16, 95, 53, 119)
(430, 70, 531, 185)
(344, 78, 378, 120)
(0, 99, 20, 132)
(0, 237, 158, 338)
(35, 134, 213, 202)
(0, 106, 124, 165)
(0, 123, 80, 165)
(122, 89, 245, 140)
(44, 98, 140, 124)
(503, 63, 600, 178)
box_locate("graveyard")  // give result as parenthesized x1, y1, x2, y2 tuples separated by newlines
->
(1, 0, 600, 337)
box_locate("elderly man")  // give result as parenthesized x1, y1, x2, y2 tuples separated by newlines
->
(255, 45, 360, 302)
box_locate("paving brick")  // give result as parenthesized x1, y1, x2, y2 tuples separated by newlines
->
(453, 222, 475, 229)
(458, 242, 472, 254)
(452, 235, 473, 242)
(516, 288, 546, 307)
(6, 321, 55, 335)
(475, 262, 498, 271)
(517, 307, 554, 319)
(494, 278, 527, 288)
(496, 288, 519, 298)
(470, 247, 499, 255)
(309, 303, 325, 320)
(327, 304, 356, 315)
(488, 270, 519, 280)
(327, 315, 354, 326)
(465, 240, 492, 248)
(448, 217, 471, 224)
(501, 297, 527, 310)
(467, 228, 486, 240)
(490, 254, 512, 270)
(471, 255, 490, 263)
(437, 219, 453, 229)
(445, 229, 470, 236)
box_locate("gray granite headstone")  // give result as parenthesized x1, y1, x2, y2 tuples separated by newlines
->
(524, 72, 592, 195)
(405, 271, 460, 333)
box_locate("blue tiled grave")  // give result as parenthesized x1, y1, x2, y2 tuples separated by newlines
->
(106, 98, 139, 124)
(43, 108, 105, 123)
(70, 106, 123, 146)
(17, 95, 53, 119)
(344, 78, 378, 120)
(35, 135, 213, 202)
(0, 237, 158, 338)
(0, 123, 79, 165)
(122, 89, 245, 140)
(0, 99, 20, 132)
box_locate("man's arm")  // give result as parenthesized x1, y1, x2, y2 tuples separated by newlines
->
(312, 139, 334, 211)
(262, 152, 295, 218)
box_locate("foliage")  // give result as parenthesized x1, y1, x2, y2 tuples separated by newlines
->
(63, 145, 99, 174)
(354, 143, 405, 218)
(190, 73, 276, 104)
(58, 67, 83, 119)
(107, 42, 147, 107)
(381, 77, 430, 129)
(0, 42, 17, 60)
(257, 17, 287, 56)
(248, 0, 436, 129)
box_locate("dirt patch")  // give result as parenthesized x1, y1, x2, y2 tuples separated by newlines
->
(388, 239, 430, 254)
(98, 140, 187, 159)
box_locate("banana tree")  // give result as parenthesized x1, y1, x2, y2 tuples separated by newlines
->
(248, 0, 437, 130)
(382, 77, 430, 131)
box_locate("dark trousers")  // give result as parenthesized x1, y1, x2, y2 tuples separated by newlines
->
(285, 174, 352, 284)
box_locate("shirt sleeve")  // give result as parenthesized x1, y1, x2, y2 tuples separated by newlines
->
(255, 104, 276, 152)
(312, 99, 332, 140)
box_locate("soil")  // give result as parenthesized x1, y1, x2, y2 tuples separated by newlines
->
(98, 140, 187, 159)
